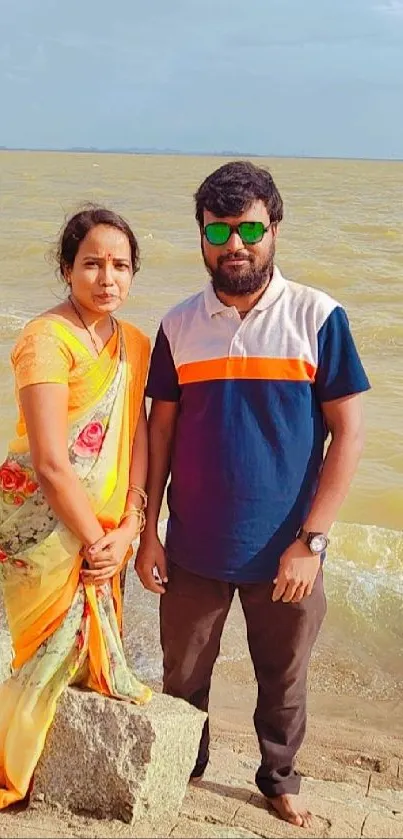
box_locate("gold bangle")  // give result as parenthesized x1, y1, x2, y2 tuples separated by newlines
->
(120, 507, 143, 520)
(127, 485, 148, 509)
(120, 507, 146, 533)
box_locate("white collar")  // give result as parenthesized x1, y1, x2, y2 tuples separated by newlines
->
(203, 266, 286, 317)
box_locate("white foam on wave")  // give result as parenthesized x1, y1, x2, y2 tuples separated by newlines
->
(138, 518, 403, 590)
(178, 518, 400, 634)
(0, 310, 32, 332)
(325, 522, 403, 638)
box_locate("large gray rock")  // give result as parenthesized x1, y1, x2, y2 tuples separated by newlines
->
(31, 686, 206, 829)
(0, 635, 11, 684)
(0, 593, 12, 684)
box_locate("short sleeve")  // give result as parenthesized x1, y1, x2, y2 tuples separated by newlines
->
(11, 323, 72, 390)
(121, 321, 151, 393)
(146, 324, 180, 402)
(315, 306, 370, 402)
(139, 335, 151, 391)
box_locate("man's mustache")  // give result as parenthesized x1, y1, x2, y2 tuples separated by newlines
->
(218, 253, 253, 265)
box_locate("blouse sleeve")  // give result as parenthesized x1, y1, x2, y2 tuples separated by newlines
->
(139, 334, 151, 392)
(11, 322, 72, 390)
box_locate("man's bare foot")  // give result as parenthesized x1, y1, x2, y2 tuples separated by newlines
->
(267, 794, 313, 828)
(189, 774, 204, 786)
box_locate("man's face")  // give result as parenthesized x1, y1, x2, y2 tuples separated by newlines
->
(201, 200, 277, 296)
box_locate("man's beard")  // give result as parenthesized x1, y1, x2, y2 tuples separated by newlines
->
(204, 241, 275, 297)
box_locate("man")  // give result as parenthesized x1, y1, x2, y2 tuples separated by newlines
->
(136, 161, 370, 828)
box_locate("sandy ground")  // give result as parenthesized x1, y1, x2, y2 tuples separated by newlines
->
(1, 582, 403, 838)
(1, 670, 403, 838)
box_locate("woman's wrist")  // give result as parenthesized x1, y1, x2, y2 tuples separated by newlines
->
(121, 484, 147, 538)
(83, 524, 105, 547)
(127, 485, 147, 509)
(119, 511, 145, 540)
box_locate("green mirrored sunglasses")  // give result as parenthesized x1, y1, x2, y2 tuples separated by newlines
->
(204, 221, 270, 246)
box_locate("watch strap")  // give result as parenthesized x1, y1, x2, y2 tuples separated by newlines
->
(296, 527, 329, 551)
(296, 526, 309, 545)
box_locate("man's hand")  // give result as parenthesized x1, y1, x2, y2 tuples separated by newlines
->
(272, 540, 321, 603)
(81, 527, 133, 585)
(135, 534, 168, 594)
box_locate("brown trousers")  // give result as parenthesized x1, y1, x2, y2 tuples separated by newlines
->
(160, 561, 326, 797)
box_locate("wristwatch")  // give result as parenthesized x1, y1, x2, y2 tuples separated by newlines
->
(296, 527, 329, 554)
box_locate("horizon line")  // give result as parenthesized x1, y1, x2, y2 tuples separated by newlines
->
(0, 146, 402, 164)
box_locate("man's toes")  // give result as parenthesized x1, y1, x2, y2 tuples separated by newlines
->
(300, 809, 313, 828)
(267, 795, 313, 828)
(289, 810, 303, 827)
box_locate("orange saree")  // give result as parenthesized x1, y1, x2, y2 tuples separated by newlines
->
(0, 317, 152, 808)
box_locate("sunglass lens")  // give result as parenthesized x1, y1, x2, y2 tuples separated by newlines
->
(204, 223, 231, 245)
(238, 222, 265, 244)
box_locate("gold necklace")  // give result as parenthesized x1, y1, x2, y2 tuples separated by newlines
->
(68, 295, 114, 357)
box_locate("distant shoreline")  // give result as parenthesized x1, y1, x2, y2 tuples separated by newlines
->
(0, 147, 402, 163)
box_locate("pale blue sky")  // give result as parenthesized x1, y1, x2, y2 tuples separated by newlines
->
(1, 0, 402, 159)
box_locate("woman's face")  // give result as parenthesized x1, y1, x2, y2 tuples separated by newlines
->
(66, 224, 133, 315)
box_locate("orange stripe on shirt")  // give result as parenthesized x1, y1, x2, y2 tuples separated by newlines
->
(177, 357, 316, 385)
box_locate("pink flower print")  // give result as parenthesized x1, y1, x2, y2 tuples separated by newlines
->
(0, 460, 27, 494)
(0, 550, 7, 563)
(73, 421, 105, 458)
(0, 461, 38, 504)
(25, 477, 39, 495)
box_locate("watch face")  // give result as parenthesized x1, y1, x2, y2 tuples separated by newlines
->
(310, 534, 328, 553)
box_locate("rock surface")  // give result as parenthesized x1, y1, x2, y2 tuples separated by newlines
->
(2, 573, 403, 838)
(0, 590, 12, 684)
(31, 686, 206, 829)
(0, 630, 11, 684)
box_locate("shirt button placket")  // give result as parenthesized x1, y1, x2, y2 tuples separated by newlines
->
(229, 315, 245, 357)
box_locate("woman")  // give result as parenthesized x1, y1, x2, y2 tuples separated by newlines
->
(0, 206, 152, 809)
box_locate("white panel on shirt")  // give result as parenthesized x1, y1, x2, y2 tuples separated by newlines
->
(161, 269, 339, 371)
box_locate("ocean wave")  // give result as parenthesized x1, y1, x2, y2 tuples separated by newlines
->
(126, 519, 402, 688)
(150, 518, 402, 574)
(133, 518, 403, 624)
(325, 522, 402, 644)
(0, 310, 32, 336)
(329, 521, 402, 575)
